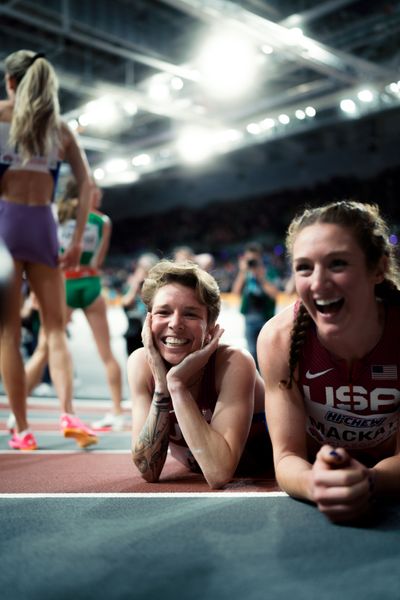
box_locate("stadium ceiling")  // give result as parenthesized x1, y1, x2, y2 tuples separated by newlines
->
(1, 0, 400, 193)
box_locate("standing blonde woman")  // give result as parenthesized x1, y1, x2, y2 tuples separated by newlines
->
(24, 179, 124, 432)
(0, 49, 97, 450)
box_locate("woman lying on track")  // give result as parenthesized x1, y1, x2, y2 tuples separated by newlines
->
(129, 260, 271, 489)
(258, 200, 400, 523)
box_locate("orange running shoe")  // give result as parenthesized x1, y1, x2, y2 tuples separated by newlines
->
(60, 413, 98, 448)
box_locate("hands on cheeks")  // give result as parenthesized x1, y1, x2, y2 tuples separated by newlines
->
(167, 324, 224, 388)
(309, 445, 374, 523)
(141, 313, 168, 393)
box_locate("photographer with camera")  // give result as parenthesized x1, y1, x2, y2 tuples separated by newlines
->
(232, 242, 279, 367)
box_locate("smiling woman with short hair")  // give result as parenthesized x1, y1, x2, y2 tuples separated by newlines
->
(129, 259, 271, 489)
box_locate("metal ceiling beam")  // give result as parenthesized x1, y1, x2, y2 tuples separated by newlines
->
(160, 0, 397, 84)
(0, 3, 197, 82)
(0, 4, 214, 127)
(280, 0, 359, 28)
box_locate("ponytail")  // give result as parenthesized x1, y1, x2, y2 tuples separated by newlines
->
(5, 50, 60, 163)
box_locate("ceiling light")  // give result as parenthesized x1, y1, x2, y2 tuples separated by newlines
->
(246, 123, 262, 135)
(261, 44, 274, 55)
(197, 32, 258, 99)
(79, 97, 121, 131)
(177, 127, 215, 163)
(132, 154, 151, 167)
(387, 82, 399, 94)
(148, 78, 171, 102)
(286, 27, 304, 45)
(113, 171, 140, 184)
(340, 99, 357, 114)
(260, 118, 275, 130)
(122, 101, 138, 115)
(105, 158, 128, 174)
(278, 114, 290, 125)
(171, 77, 184, 91)
(68, 119, 79, 130)
(357, 89, 374, 103)
(78, 113, 91, 127)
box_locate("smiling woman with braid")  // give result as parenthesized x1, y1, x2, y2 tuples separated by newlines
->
(257, 200, 400, 523)
(129, 260, 271, 489)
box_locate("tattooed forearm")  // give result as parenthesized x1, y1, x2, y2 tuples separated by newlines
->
(132, 393, 171, 482)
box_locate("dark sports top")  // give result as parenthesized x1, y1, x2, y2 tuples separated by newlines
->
(297, 302, 400, 463)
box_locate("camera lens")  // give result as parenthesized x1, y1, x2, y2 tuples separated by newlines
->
(247, 259, 258, 268)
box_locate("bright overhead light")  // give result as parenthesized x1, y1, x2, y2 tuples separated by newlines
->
(122, 100, 138, 115)
(219, 129, 242, 142)
(132, 154, 151, 167)
(78, 113, 91, 127)
(357, 89, 374, 103)
(68, 119, 79, 131)
(246, 123, 262, 135)
(79, 97, 121, 131)
(386, 82, 399, 94)
(305, 106, 316, 117)
(105, 158, 128, 174)
(171, 77, 184, 91)
(286, 27, 304, 45)
(213, 129, 243, 152)
(177, 127, 215, 163)
(340, 99, 357, 114)
(113, 171, 140, 184)
(260, 118, 275, 130)
(197, 32, 259, 99)
(261, 44, 274, 55)
(278, 114, 290, 125)
(295, 109, 306, 120)
(93, 168, 105, 180)
(100, 171, 140, 187)
(148, 77, 171, 103)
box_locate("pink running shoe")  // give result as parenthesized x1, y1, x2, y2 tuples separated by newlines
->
(9, 431, 38, 451)
(60, 413, 98, 448)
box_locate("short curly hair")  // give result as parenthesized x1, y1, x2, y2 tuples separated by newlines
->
(141, 260, 221, 325)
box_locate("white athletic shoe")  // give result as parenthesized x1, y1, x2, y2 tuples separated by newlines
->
(91, 412, 125, 432)
(7, 412, 16, 433)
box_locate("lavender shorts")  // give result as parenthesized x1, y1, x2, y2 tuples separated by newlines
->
(0, 198, 58, 268)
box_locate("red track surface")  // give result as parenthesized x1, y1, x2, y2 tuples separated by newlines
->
(0, 399, 279, 494)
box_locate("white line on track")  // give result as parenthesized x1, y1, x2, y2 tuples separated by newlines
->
(0, 395, 131, 409)
(0, 491, 288, 498)
(0, 431, 130, 438)
(0, 449, 129, 454)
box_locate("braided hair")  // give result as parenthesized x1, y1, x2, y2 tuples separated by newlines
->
(281, 200, 400, 388)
